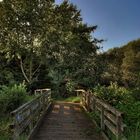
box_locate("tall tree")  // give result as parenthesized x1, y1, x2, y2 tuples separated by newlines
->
(122, 39, 140, 87)
(0, 0, 102, 90)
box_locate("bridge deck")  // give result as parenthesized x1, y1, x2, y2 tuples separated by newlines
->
(32, 102, 104, 140)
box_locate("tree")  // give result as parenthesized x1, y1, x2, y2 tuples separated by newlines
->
(0, 0, 102, 92)
(102, 39, 140, 88)
(122, 39, 140, 87)
(0, 0, 55, 84)
(102, 47, 124, 85)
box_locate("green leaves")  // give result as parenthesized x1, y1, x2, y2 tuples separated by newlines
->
(0, 83, 28, 114)
(102, 39, 140, 88)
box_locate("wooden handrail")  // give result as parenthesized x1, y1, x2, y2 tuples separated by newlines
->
(10, 88, 52, 140)
(76, 89, 125, 140)
(34, 88, 51, 96)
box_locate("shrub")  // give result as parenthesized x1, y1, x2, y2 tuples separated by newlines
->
(92, 82, 140, 139)
(116, 102, 140, 138)
(65, 80, 76, 95)
(0, 84, 27, 115)
(93, 82, 133, 106)
(131, 88, 140, 101)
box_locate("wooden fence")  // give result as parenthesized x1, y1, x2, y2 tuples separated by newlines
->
(34, 88, 51, 96)
(10, 89, 51, 140)
(76, 89, 125, 140)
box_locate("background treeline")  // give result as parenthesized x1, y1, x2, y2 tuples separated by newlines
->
(0, 0, 140, 139)
(92, 39, 140, 139)
(101, 39, 140, 88)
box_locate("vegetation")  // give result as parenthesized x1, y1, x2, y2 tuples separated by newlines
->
(55, 96, 81, 103)
(0, 0, 103, 93)
(0, 84, 32, 139)
(92, 83, 140, 139)
(101, 39, 140, 87)
(0, 0, 140, 139)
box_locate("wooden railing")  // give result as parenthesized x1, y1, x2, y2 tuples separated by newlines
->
(34, 88, 51, 96)
(76, 89, 125, 140)
(10, 89, 51, 140)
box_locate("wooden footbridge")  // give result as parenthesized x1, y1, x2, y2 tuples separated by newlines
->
(10, 89, 125, 140)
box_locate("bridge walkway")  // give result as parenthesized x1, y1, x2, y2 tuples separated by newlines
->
(32, 102, 104, 140)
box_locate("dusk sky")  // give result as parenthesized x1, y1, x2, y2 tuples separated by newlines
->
(55, 0, 140, 51)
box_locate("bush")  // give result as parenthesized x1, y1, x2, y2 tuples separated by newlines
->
(92, 82, 140, 139)
(65, 80, 76, 95)
(116, 102, 140, 129)
(0, 84, 28, 115)
(116, 102, 140, 138)
(131, 88, 140, 101)
(93, 82, 133, 106)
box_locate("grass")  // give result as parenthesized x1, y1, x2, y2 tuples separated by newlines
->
(54, 96, 81, 103)
(127, 122, 140, 140)
(64, 96, 81, 103)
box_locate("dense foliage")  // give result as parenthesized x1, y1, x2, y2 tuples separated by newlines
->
(0, 0, 140, 139)
(0, 0, 103, 95)
(92, 83, 140, 139)
(0, 84, 30, 116)
(0, 84, 31, 139)
(101, 39, 140, 88)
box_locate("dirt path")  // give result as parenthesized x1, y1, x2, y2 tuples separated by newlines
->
(32, 102, 104, 140)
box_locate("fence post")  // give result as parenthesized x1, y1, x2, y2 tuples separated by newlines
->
(92, 97, 96, 113)
(81, 91, 84, 106)
(87, 92, 91, 111)
(116, 115, 122, 140)
(101, 106, 105, 131)
(29, 107, 33, 133)
(13, 117, 19, 140)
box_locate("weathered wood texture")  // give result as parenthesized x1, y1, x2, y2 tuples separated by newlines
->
(34, 88, 51, 96)
(10, 89, 51, 140)
(31, 102, 104, 140)
(77, 90, 125, 140)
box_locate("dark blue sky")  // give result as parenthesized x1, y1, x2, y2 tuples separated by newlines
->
(55, 0, 140, 51)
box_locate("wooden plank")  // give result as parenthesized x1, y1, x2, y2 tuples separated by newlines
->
(104, 110, 116, 125)
(101, 106, 105, 130)
(116, 115, 122, 140)
(104, 119, 117, 135)
(11, 96, 41, 115)
(92, 95, 123, 116)
(79, 89, 125, 140)
(11, 89, 52, 140)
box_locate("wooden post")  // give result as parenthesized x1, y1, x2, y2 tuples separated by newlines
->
(93, 97, 96, 113)
(85, 92, 88, 109)
(76, 91, 78, 96)
(29, 107, 33, 133)
(101, 106, 105, 131)
(83, 95, 85, 106)
(87, 92, 91, 111)
(13, 119, 19, 140)
(116, 115, 122, 140)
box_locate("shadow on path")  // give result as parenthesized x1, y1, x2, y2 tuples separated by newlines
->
(32, 102, 104, 140)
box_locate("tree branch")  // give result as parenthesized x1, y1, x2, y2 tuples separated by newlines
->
(20, 59, 30, 83)
(32, 63, 41, 77)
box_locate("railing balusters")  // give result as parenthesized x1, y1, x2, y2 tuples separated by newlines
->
(101, 106, 105, 131)
(116, 115, 122, 140)
(10, 88, 52, 140)
(76, 89, 125, 140)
